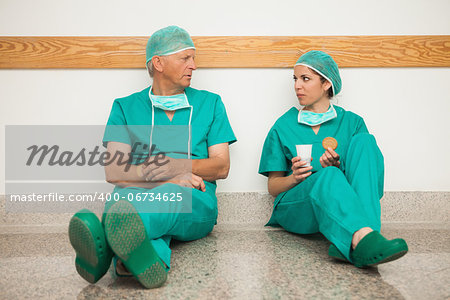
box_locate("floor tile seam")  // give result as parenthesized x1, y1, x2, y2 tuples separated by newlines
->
(1, 222, 449, 234)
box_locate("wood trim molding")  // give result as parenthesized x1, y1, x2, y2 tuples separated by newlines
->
(1, 36, 449, 69)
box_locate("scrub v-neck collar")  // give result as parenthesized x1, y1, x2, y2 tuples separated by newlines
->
(148, 87, 191, 125)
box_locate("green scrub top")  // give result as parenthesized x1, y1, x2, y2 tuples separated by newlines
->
(258, 105, 368, 207)
(103, 86, 237, 189)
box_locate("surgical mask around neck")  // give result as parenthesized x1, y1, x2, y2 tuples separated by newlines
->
(298, 104, 337, 126)
(148, 87, 194, 159)
(149, 90, 190, 111)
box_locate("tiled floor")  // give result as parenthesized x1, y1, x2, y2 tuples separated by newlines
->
(0, 223, 449, 299)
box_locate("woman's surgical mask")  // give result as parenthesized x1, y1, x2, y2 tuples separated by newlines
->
(298, 104, 337, 126)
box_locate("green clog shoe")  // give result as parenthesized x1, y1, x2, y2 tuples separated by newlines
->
(351, 231, 408, 268)
(103, 200, 168, 289)
(329, 231, 409, 268)
(68, 209, 114, 283)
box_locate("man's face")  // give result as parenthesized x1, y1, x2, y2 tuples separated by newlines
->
(160, 49, 197, 90)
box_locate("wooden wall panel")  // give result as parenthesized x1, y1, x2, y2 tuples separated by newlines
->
(0, 36, 449, 69)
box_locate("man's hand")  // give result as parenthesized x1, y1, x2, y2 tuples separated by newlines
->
(319, 148, 340, 168)
(168, 172, 206, 192)
(142, 156, 189, 182)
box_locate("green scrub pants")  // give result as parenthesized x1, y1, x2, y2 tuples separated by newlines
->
(272, 133, 384, 261)
(103, 182, 218, 269)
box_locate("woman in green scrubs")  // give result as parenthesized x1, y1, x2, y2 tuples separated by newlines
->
(258, 50, 408, 268)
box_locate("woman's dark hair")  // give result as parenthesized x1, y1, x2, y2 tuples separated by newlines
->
(310, 68, 334, 98)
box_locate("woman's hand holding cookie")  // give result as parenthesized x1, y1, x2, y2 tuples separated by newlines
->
(320, 137, 340, 168)
(320, 148, 340, 168)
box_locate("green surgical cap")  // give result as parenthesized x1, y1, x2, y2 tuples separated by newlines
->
(146, 25, 195, 66)
(295, 50, 342, 96)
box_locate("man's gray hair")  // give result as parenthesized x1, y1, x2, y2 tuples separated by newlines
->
(147, 61, 154, 78)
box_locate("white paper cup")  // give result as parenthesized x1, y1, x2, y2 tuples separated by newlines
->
(296, 144, 312, 167)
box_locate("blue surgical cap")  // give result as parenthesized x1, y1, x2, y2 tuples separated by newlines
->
(145, 26, 195, 66)
(295, 50, 342, 96)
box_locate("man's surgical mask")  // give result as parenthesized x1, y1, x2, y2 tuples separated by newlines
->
(298, 104, 337, 126)
(148, 88, 194, 159)
(149, 91, 190, 111)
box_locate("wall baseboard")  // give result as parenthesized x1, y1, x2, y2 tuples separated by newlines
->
(1, 192, 448, 230)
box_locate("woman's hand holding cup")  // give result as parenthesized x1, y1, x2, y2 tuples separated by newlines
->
(291, 156, 313, 183)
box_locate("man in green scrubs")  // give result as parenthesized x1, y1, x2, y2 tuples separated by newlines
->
(259, 50, 408, 268)
(69, 26, 236, 288)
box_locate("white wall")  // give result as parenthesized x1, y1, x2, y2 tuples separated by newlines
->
(1, 0, 449, 192)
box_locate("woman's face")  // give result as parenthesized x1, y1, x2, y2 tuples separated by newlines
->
(293, 65, 331, 107)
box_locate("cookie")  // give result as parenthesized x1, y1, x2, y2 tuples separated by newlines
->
(322, 137, 338, 150)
